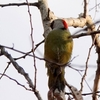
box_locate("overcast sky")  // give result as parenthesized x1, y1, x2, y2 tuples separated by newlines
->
(0, 0, 100, 100)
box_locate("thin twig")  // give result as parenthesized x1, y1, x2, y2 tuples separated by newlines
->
(26, 0, 37, 89)
(1, 44, 33, 56)
(0, 73, 32, 91)
(84, 0, 88, 18)
(65, 90, 100, 96)
(80, 43, 94, 92)
(70, 30, 100, 39)
(78, 71, 92, 92)
(0, 62, 11, 79)
(89, 3, 100, 11)
(34, 39, 45, 51)
(93, 0, 97, 20)
(68, 64, 84, 72)
(14, 50, 32, 60)
(0, 2, 39, 8)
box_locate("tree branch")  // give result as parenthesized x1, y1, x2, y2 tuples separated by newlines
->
(0, 2, 39, 8)
(92, 26, 100, 100)
(80, 44, 93, 92)
(0, 73, 32, 91)
(38, 0, 57, 37)
(0, 62, 11, 79)
(26, 0, 37, 90)
(0, 46, 42, 100)
(83, 0, 88, 18)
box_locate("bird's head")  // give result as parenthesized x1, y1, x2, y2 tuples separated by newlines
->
(50, 19, 68, 30)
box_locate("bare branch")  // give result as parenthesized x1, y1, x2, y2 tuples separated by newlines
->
(65, 81, 83, 100)
(26, 0, 37, 89)
(0, 46, 42, 100)
(38, 0, 57, 37)
(71, 30, 100, 39)
(92, 25, 100, 100)
(0, 62, 11, 79)
(83, 0, 88, 18)
(34, 39, 45, 51)
(0, 73, 32, 91)
(14, 50, 32, 60)
(25, 1, 39, 99)
(68, 64, 84, 72)
(78, 71, 92, 92)
(0, 47, 33, 86)
(0, 2, 39, 8)
(1, 44, 33, 56)
(80, 43, 94, 92)
(65, 90, 100, 96)
(89, 3, 100, 11)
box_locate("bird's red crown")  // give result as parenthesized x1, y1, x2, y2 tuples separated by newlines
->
(62, 19, 68, 29)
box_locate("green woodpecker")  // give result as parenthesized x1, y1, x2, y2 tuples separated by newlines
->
(44, 19, 73, 92)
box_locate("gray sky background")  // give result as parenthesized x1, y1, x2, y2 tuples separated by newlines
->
(0, 0, 100, 100)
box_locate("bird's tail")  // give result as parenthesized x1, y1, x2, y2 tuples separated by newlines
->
(46, 62, 66, 92)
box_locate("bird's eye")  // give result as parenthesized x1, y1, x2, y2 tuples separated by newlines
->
(50, 21, 54, 29)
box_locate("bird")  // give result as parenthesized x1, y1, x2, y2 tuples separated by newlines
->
(44, 19, 73, 92)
